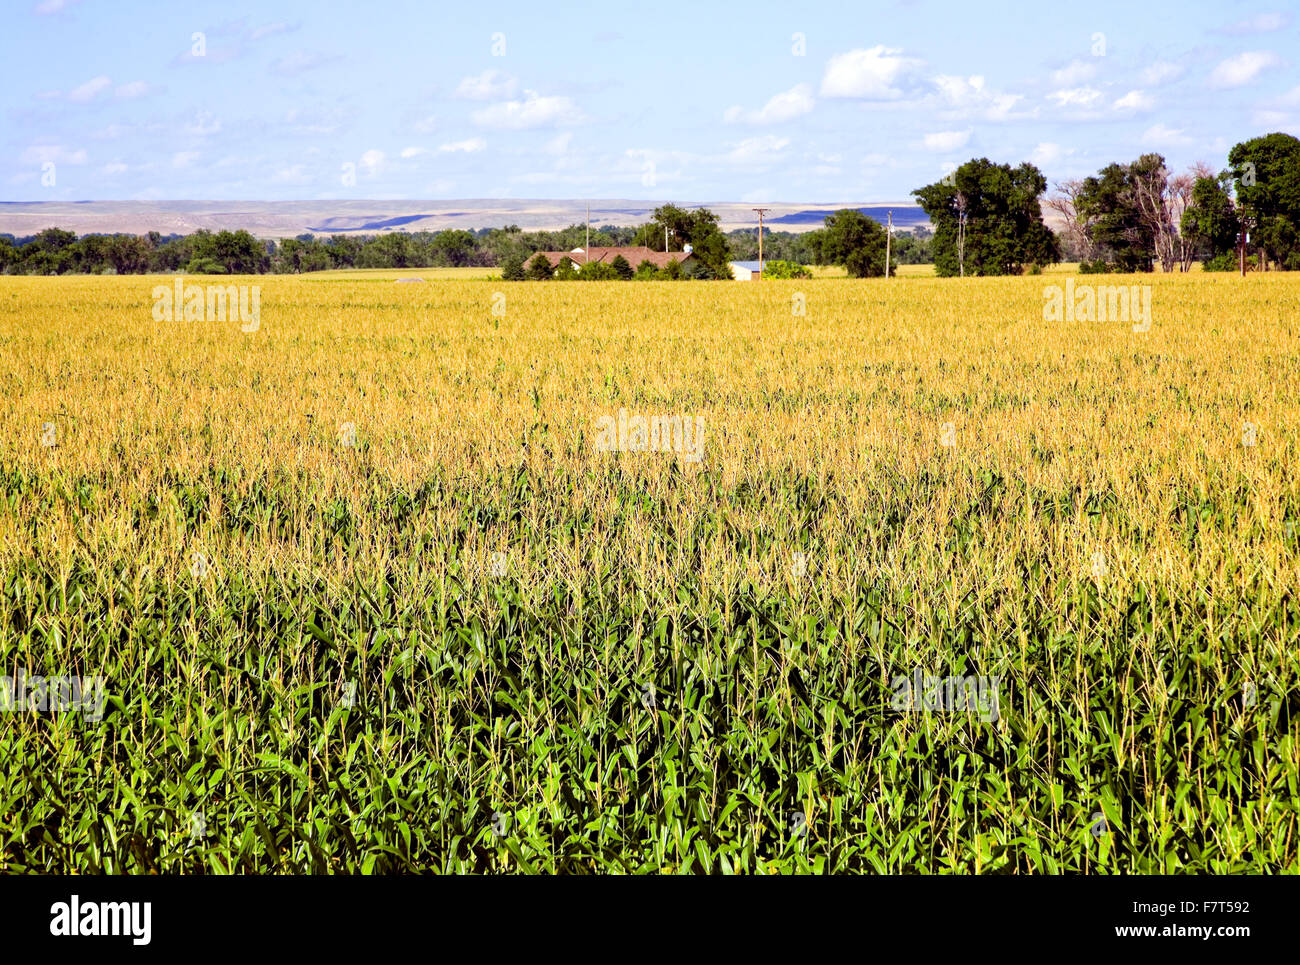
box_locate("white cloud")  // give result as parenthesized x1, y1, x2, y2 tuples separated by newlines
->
(410, 115, 437, 135)
(820, 46, 924, 99)
(34, 0, 80, 13)
(471, 91, 584, 129)
(399, 146, 426, 159)
(1048, 87, 1103, 108)
(67, 75, 111, 102)
(725, 136, 790, 165)
(1141, 123, 1192, 146)
(100, 162, 128, 175)
(184, 111, 221, 136)
(20, 144, 86, 164)
(922, 129, 971, 151)
(1208, 51, 1280, 88)
(455, 69, 519, 100)
(438, 138, 486, 153)
(932, 74, 1024, 120)
(723, 83, 814, 124)
(1052, 60, 1097, 86)
(358, 149, 384, 175)
(271, 164, 309, 183)
(1140, 61, 1185, 86)
(271, 50, 340, 75)
(1113, 90, 1155, 112)
(172, 151, 199, 168)
(542, 132, 572, 155)
(1223, 12, 1290, 34)
(114, 81, 153, 99)
(1030, 142, 1071, 166)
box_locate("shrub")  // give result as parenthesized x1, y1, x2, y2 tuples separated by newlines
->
(527, 254, 553, 280)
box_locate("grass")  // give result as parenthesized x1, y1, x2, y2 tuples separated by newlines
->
(0, 271, 1297, 873)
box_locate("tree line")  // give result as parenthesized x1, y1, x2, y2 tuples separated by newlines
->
(3, 131, 1291, 278)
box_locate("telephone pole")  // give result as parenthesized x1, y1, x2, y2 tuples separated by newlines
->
(752, 207, 770, 279)
(585, 203, 590, 263)
(885, 210, 893, 279)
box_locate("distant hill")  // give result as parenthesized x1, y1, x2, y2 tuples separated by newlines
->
(0, 199, 927, 239)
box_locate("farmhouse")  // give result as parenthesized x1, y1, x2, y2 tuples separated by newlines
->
(730, 260, 763, 280)
(530, 245, 696, 271)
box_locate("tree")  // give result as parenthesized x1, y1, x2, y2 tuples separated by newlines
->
(761, 259, 812, 279)
(1075, 160, 1155, 272)
(578, 260, 619, 280)
(1045, 179, 1099, 262)
(610, 254, 633, 279)
(1228, 132, 1300, 270)
(807, 209, 889, 277)
(500, 253, 527, 281)
(913, 159, 1059, 276)
(555, 256, 579, 280)
(527, 253, 553, 280)
(1181, 167, 1240, 266)
(633, 259, 658, 280)
(660, 258, 683, 280)
(634, 204, 732, 278)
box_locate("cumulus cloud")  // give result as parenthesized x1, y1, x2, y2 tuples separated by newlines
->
(724, 135, 790, 165)
(20, 143, 87, 164)
(67, 75, 111, 102)
(1140, 61, 1185, 86)
(932, 74, 1024, 120)
(1142, 123, 1192, 146)
(438, 138, 486, 153)
(1048, 87, 1103, 108)
(1222, 12, 1290, 34)
(358, 149, 384, 175)
(1208, 51, 1280, 88)
(723, 83, 814, 124)
(455, 69, 518, 100)
(1051, 60, 1097, 86)
(114, 81, 154, 99)
(922, 129, 971, 151)
(271, 50, 341, 75)
(1113, 90, 1155, 112)
(471, 91, 584, 129)
(820, 46, 924, 99)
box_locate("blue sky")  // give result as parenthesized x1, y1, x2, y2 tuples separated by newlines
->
(3, 0, 1297, 203)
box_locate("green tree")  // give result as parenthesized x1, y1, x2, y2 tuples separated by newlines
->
(1072, 156, 1165, 272)
(761, 259, 812, 279)
(555, 256, 579, 280)
(807, 209, 889, 277)
(500, 253, 527, 280)
(1228, 132, 1300, 269)
(578, 260, 620, 280)
(527, 253, 553, 279)
(913, 158, 1059, 276)
(610, 254, 633, 279)
(1181, 172, 1240, 263)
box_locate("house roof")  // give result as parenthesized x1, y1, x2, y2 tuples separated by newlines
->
(531, 246, 695, 270)
(730, 261, 763, 271)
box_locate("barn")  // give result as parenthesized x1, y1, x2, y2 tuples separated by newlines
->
(729, 260, 763, 281)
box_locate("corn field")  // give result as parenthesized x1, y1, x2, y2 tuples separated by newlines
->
(1, 272, 1298, 873)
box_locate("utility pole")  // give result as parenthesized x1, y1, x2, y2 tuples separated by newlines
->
(752, 207, 770, 279)
(885, 210, 893, 279)
(585, 203, 590, 263)
(665, 224, 670, 253)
